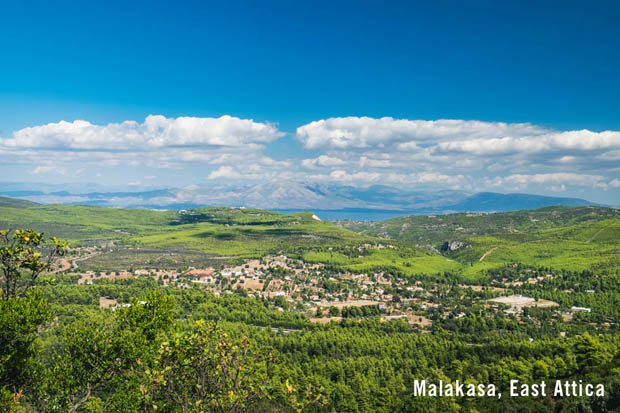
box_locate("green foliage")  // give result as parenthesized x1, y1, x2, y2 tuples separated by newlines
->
(0, 229, 68, 299)
(34, 290, 175, 412)
(328, 306, 339, 317)
(141, 320, 269, 412)
(574, 333, 606, 371)
(0, 290, 51, 393)
(2, 281, 619, 412)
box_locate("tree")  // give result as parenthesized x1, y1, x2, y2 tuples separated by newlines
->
(0, 290, 51, 393)
(0, 229, 67, 409)
(328, 306, 340, 317)
(0, 229, 68, 299)
(574, 333, 605, 372)
(141, 320, 271, 412)
(37, 291, 175, 412)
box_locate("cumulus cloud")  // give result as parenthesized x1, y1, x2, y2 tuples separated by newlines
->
(296, 117, 620, 163)
(296, 117, 548, 150)
(0, 115, 291, 184)
(3, 114, 620, 202)
(359, 156, 391, 168)
(301, 155, 346, 169)
(434, 130, 620, 156)
(1, 115, 284, 151)
(208, 166, 242, 179)
(293, 117, 620, 197)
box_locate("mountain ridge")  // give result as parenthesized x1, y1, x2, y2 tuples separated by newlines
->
(0, 181, 603, 217)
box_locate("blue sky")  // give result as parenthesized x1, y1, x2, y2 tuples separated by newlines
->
(1, 0, 620, 203)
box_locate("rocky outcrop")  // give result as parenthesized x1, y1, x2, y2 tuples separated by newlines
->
(440, 241, 467, 252)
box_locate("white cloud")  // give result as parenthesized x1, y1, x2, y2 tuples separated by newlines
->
(296, 117, 547, 149)
(435, 136, 548, 155)
(258, 156, 291, 167)
(359, 156, 391, 168)
(31, 165, 66, 175)
(301, 155, 346, 169)
(208, 166, 242, 179)
(328, 170, 383, 182)
(305, 169, 467, 188)
(434, 130, 620, 156)
(598, 150, 620, 161)
(491, 173, 612, 191)
(296, 117, 620, 157)
(296, 117, 620, 174)
(609, 178, 620, 188)
(3, 114, 620, 202)
(556, 156, 576, 163)
(411, 172, 466, 185)
(503, 173, 607, 186)
(292, 117, 620, 200)
(1, 115, 284, 151)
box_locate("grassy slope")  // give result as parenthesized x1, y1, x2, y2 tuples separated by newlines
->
(0, 196, 39, 208)
(455, 218, 620, 277)
(0, 203, 453, 275)
(339, 206, 620, 279)
(339, 206, 619, 243)
(0, 204, 176, 239)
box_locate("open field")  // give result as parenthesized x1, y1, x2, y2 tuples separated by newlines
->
(74, 247, 224, 272)
(488, 295, 559, 309)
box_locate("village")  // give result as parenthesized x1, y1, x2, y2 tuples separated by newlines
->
(49, 245, 600, 333)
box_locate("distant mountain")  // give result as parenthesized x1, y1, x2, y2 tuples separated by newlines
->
(0, 181, 601, 217)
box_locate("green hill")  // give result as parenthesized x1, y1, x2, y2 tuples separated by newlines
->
(339, 206, 620, 278)
(338, 206, 620, 243)
(0, 195, 39, 208)
(0, 203, 355, 252)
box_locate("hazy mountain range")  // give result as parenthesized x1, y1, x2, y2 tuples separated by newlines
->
(0, 180, 604, 219)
